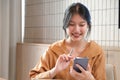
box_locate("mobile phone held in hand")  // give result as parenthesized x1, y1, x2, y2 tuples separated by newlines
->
(73, 57, 88, 73)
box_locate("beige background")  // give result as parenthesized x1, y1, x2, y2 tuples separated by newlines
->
(25, 0, 120, 47)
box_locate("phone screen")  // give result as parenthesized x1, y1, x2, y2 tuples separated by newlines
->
(73, 57, 88, 73)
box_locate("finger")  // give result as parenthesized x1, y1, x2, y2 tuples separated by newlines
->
(67, 55, 74, 61)
(70, 67, 75, 77)
(87, 64, 91, 72)
(68, 55, 74, 58)
(59, 55, 66, 62)
(76, 64, 86, 73)
(70, 66, 84, 78)
(63, 54, 69, 61)
(63, 54, 73, 62)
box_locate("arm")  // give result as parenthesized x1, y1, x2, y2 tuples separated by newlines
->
(29, 49, 53, 79)
(92, 50, 106, 80)
(29, 48, 73, 79)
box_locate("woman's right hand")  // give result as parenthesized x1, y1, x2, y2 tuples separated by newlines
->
(54, 54, 73, 73)
(49, 54, 73, 78)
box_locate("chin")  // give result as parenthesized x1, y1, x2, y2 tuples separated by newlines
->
(72, 37, 83, 42)
(70, 35, 84, 41)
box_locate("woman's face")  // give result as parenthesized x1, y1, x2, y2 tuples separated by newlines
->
(66, 14, 88, 42)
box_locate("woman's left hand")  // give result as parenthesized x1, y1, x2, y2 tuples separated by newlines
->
(70, 64, 95, 80)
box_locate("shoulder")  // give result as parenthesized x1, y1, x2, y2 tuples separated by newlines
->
(86, 40, 104, 57)
(50, 39, 64, 48)
(89, 40, 102, 50)
(42, 40, 65, 59)
(46, 39, 66, 55)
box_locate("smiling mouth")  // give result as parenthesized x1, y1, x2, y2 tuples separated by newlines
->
(72, 34, 82, 38)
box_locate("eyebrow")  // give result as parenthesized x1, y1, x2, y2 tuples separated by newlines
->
(69, 20, 86, 23)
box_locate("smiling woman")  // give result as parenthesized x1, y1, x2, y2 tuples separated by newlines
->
(29, 2, 106, 80)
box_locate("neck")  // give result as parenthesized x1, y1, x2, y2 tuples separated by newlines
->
(66, 38, 87, 48)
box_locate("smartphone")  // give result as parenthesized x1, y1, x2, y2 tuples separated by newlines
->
(73, 57, 88, 73)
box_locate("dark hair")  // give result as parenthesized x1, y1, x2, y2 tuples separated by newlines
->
(63, 2, 91, 38)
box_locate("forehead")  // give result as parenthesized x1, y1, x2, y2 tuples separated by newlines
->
(70, 14, 86, 23)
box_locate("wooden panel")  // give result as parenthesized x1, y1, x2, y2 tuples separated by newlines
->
(16, 43, 49, 80)
(16, 43, 22, 80)
(104, 46, 120, 80)
(0, 77, 6, 80)
(107, 51, 120, 80)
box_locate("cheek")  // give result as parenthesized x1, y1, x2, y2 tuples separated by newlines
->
(81, 28, 86, 31)
(66, 27, 73, 33)
(81, 27, 88, 33)
(66, 29, 70, 35)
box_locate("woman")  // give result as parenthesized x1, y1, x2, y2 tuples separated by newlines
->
(29, 2, 106, 80)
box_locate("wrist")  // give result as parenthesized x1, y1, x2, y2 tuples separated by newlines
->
(49, 67, 58, 78)
(89, 75, 95, 80)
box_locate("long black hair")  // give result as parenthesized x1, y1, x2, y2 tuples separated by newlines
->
(63, 2, 91, 38)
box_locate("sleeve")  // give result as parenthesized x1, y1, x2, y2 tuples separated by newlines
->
(29, 48, 54, 79)
(92, 50, 106, 80)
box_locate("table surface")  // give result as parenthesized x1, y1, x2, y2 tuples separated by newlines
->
(0, 77, 6, 80)
(32, 79, 63, 80)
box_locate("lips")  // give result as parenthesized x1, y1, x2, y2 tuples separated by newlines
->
(72, 33, 82, 38)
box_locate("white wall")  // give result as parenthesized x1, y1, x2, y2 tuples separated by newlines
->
(0, 0, 1, 76)
(0, 0, 10, 79)
(0, 0, 22, 80)
(9, 0, 22, 80)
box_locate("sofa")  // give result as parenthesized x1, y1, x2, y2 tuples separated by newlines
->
(16, 43, 119, 80)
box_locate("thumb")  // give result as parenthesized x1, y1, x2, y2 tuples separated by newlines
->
(87, 64, 91, 72)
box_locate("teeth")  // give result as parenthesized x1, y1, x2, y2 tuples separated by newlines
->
(72, 33, 83, 38)
(73, 35, 80, 37)
(73, 34, 80, 36)
(74, 35, 79, 36)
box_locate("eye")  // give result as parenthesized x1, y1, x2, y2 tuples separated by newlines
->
(69, 23, 75, 26)
(79, 24, 85, 27)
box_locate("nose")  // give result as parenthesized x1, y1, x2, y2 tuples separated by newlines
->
(74, 25, 80, 32)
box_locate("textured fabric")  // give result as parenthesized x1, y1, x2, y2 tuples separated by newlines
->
(29, 39, 106, 80)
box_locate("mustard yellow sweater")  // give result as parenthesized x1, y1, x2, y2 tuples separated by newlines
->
(29, 39, 106, 80)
